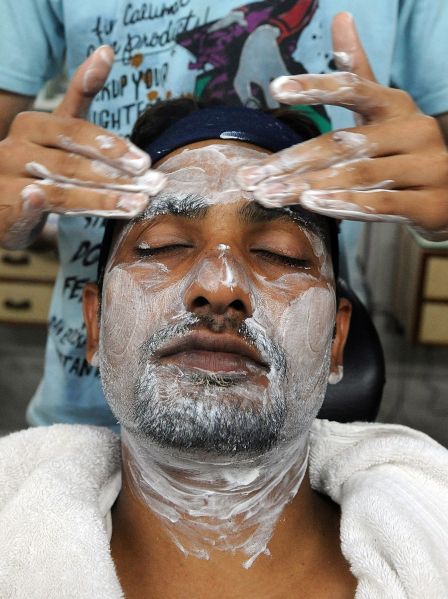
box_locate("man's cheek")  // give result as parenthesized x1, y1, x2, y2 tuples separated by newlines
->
(277, 285, 336, 367)
(99, 264, 192, 367)
(100, 267, 150, 364)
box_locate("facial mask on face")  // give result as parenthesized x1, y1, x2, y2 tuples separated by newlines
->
(149, 143, 261, 207)
(98, 144, 337, 567)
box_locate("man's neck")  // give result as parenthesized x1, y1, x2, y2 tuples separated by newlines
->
(110, 434, 357, 599)
(118, 429, 311, 567)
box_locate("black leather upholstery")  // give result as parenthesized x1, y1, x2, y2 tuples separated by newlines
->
(318, 280, 385, 422)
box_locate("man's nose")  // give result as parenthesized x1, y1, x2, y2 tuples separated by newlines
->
(184, 250, 253, 319)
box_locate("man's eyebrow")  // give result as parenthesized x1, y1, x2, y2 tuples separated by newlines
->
(237, 201, 321, 234)
(136, 193, 210, 221)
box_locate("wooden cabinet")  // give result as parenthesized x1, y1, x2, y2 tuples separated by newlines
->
(393, 227, 448, 345)
(0, 247, 58, 324)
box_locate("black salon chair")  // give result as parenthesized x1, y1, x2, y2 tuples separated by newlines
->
(318, 280, 385, 422)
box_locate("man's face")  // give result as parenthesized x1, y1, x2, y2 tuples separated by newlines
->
(84, 140, 349, 455)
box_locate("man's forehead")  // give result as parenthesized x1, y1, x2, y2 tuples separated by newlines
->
(125, 140, 327, 236)
(150, 142, 267, 203)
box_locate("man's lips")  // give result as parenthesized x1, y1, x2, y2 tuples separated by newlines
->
(155, 331, 268, 374)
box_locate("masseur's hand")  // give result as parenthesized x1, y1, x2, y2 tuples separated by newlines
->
(0, 46, 166, 249)
(238, 13, 448, 241)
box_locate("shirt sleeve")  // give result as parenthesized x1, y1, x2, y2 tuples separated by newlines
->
(0, 0, 65, 96)
(392, 0, 448, 116)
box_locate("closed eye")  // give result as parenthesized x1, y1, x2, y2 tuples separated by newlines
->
(252, 249, 311, 269)
(135, 244, 193, 257)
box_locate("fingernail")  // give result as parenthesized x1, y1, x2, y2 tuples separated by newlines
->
(270, 76, 303, 98)
(254, 180, 309, 207)
(264, 181, 291, 195)
(256, 180, 292, 202)
(328, 365, 343, 385)
(301, 191, 337, 209)
(117, 193, 149, 214)
(90, 351, 99, 368)
(237, 163, 280, 189)
(117, 144, 151, 175)
(301, 190, 328, 203)
(136, 170, 167, 195)
(254, 195, 284, 208)
(333, 51, 353, 71)
(97, 45, 114, 66)
(21, 184, 47, 211)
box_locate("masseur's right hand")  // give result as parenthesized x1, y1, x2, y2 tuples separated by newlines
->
(0, 45, 166, 249)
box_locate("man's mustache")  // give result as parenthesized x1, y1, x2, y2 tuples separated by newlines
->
(138, 312, 286, 375)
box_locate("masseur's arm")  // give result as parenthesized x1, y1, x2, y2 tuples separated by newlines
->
(0, 46, 165, 250)
(238, 13, 448, 241)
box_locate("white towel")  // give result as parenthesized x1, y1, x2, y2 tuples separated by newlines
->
(310, 420, 448, 598)
(0, 425, 123, 599)
(0, 421, 447, 598)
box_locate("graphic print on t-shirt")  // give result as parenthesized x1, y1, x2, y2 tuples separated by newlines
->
(177, 0, 318, 108)
(87, 0, 328, 134)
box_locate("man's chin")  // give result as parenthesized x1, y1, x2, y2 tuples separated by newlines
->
(126, 389, 285, 456)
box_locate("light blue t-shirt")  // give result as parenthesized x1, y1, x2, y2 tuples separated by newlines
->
(0, 0, 447, 428)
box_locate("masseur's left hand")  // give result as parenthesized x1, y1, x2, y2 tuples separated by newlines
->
(237, 12, 448, 241)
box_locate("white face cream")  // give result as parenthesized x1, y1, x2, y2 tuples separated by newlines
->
(98, 144, 337, 568)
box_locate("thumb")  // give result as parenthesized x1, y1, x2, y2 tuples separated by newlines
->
(54, 45, 114, 118)
(332, 12, 376, 82)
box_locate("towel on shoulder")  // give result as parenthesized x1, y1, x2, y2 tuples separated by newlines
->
(0, 420, 447, 598)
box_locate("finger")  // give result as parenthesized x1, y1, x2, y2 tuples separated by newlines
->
(238, 131, 372, 189)
(30, 179, 151, 217)
(270, 71, 416, 123)
(9, 111, 151, 175)
(298, 188, 448, 231)
(332, 12, 376, 81)
(54, 46, 114, 118)
(251, 154, 448, 207)
(2, 178, 152, 249)
(238, 120, 412, 190)
(3, 178, 149, 220)
(16, 147, 166, 195)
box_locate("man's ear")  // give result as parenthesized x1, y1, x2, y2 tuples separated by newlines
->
(329, 297, 352, 384)
(83, 282, 100, 366)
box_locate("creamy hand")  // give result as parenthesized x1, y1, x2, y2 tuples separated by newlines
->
(237, 13, 448, 240)
(0, 45, 166, 249)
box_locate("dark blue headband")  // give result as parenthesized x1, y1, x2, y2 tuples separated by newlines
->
(144, 106, 308, 162)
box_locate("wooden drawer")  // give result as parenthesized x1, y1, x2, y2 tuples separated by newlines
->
(0, 248, 58, 282)
(0, 281, 53, 324)
(423, 257, 448, 299)
(419, 302, 448, 344)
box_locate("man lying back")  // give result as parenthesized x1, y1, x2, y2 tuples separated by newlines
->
(0, 100, 447, 599)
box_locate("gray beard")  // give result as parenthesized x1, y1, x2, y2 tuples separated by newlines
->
(120, 319, 289, 455)
(132, 365, 287, 455)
